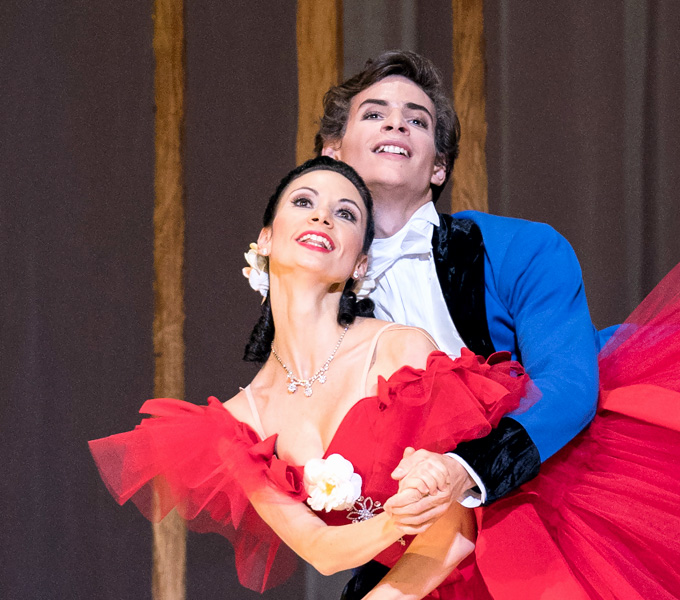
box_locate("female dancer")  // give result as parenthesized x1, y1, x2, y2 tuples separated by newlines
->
(90, 157, 680, 599)
(90, 156, 525, 599)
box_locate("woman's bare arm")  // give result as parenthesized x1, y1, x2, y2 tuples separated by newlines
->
(247, 488, 403, 575)
(223, 394, 404, 576)
(366, 327, 439, 394)
(363, 501, 476, 600)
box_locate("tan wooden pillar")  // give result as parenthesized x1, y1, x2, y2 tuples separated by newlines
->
(152, 0, 187, 598)
(451, 0, 488, 212)
(296, 0, 343, 163)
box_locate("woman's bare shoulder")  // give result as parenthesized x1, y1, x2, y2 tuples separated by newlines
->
(353, 318, 436, 344)
(377, 326, 438, 369)
(357, 320, 439, 384)
(221, 387, 254, 425)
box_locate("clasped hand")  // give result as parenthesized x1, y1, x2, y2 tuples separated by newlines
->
(383, 447, 474, 535)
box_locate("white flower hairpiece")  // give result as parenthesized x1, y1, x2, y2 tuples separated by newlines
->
(242, 243, 269, 300)
(304, 454, 362, 512)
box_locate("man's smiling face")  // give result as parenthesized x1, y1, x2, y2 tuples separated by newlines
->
(323, 75, 446, 200)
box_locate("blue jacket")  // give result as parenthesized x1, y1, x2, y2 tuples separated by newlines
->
(434, 210, 606, 501)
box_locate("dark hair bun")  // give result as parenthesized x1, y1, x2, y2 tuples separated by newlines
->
(243, 297, 275, 363)
(337, 281, 375, 326)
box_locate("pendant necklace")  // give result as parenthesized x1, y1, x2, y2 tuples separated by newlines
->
(271, 325, 349, 397)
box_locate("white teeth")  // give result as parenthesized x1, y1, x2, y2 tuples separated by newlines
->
(375, 144, 409, 157)
(299, 234, 332, 250)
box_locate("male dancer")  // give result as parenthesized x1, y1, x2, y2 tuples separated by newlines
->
(317, 51, 608, 597)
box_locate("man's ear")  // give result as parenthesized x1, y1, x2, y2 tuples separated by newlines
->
(321, 140, 342, 160)
(430, 159, 447, 186)
(257, 227, 272, 255)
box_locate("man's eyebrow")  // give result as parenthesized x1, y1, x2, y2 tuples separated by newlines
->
(357, 98, 433, 121)
(405, 102, 434, 121)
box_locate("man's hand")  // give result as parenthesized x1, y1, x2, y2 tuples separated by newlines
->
(383, 448, 475, 535)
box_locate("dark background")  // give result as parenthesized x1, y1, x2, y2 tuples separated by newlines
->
(2, 1, 679, 598)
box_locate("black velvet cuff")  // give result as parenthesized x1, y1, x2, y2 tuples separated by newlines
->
(340, 561, 390, 600)
(454, 417, 541, 504)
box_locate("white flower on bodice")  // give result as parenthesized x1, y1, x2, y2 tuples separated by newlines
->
(304, 454, 362, 512)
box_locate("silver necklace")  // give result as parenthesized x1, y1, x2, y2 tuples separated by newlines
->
(271, 326, 349, 397)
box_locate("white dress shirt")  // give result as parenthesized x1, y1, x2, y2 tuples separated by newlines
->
(360, 202, 486, 506)
(360, 203, 466, 356)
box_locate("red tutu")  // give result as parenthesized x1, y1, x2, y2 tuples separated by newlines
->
(89, 349, 526, 594)
(476, 263, 680, 600)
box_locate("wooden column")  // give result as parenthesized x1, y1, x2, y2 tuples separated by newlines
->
(152, 0, 186, 599)
(296, 0, 343, 163)
(451, 0, 488, 212)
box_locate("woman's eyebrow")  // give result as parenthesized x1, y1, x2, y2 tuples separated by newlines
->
(339, 198, 362, 212)
(289, 186, 319, 196)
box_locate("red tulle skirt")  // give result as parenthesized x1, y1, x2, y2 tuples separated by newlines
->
(476, 263, 680, 600)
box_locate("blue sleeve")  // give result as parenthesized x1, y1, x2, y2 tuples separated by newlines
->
(496, 222, 599, 461)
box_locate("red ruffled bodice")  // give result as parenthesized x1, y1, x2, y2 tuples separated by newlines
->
(89, 349, 526, 594)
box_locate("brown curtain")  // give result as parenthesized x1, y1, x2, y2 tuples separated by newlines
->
(1, 3, 156, 598)
(1, 2, 300, 599)
(485, 0, 680, 327)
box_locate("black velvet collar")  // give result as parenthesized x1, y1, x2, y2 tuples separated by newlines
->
(431, 214, 495, 358)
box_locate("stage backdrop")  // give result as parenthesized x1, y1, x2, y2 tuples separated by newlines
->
(485, 0, 680, 326)
(2, 1, 679, 599)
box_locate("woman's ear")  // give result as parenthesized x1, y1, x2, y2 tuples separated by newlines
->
(353, 254, 369, 279)
(257, 227, 272, 256)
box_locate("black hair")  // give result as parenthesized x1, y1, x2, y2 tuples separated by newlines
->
(244, 156, 375, 362)
(314, 50, 460, 203)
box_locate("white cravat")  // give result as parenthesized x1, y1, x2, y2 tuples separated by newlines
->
(360, 202, 486, 506)
(360, 202, 466, 358)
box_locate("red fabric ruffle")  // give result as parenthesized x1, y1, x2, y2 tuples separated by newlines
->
(90, 350, 526, 594)
(89, 397, 305, 592)
(308, 350, 527, 600)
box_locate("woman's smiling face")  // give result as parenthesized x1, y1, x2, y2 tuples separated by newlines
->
(259, 169, 369, 284)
